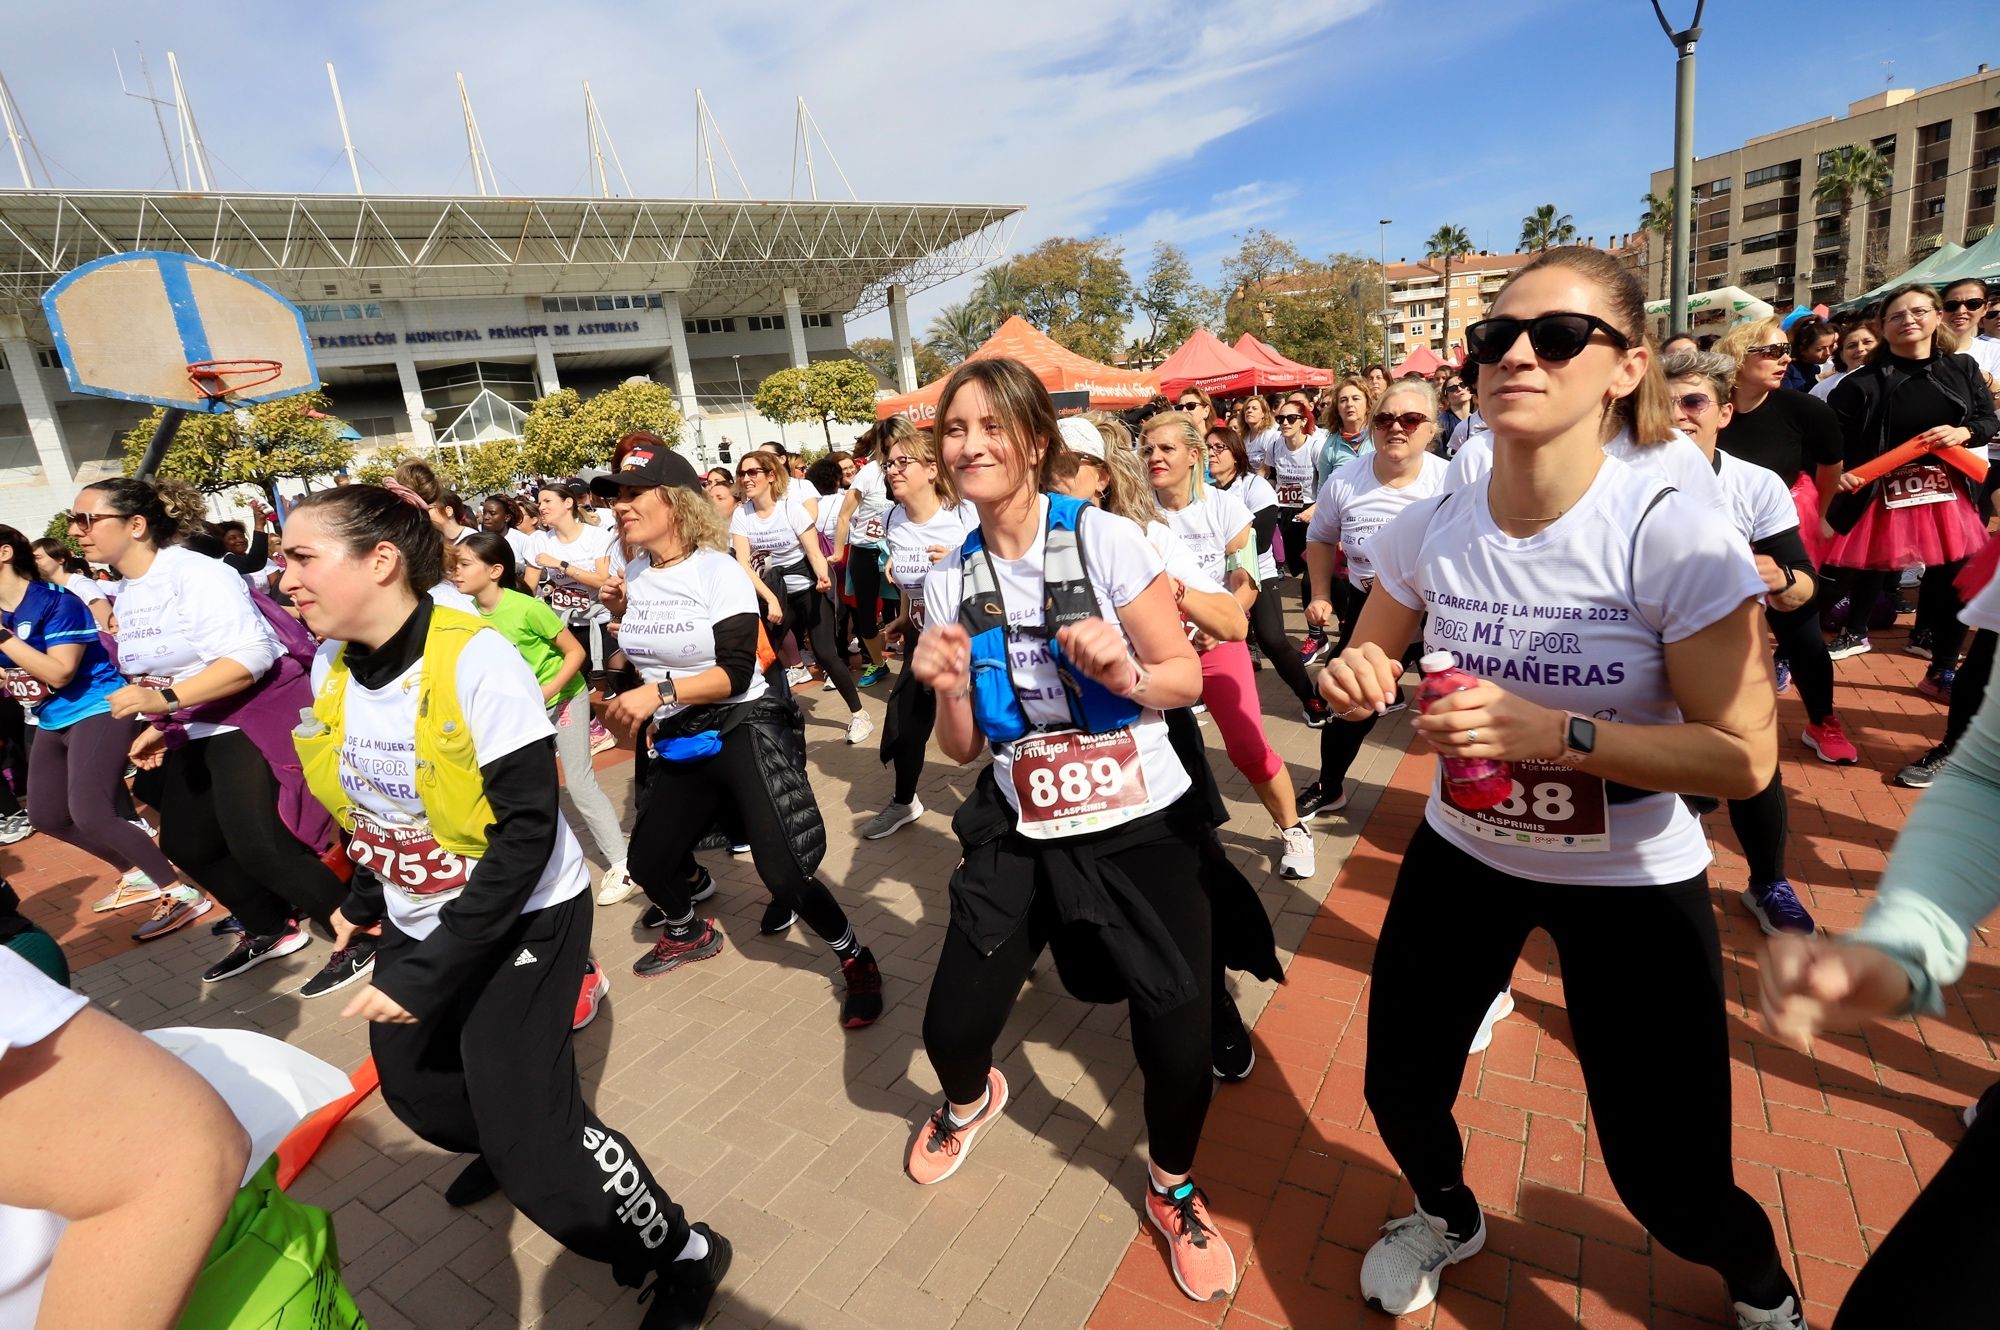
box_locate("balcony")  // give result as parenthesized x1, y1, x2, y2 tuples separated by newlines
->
(1393, 286, 1446, 303)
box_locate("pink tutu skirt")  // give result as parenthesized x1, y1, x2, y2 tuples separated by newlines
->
(1789, 473, 1831, 568)
(1825, 491, 1988, 571)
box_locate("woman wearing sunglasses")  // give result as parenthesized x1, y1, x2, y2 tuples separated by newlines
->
(1299, 381, 1448, 817)
(730, 451, 872, 744)
(1319, 248, 1806, 1329)
(1822, 284, 1998, 701)
(1173, 386, 1216, 435)
(1265, 392, 1325, 644)
(1206, 425, 1324, 722)
(1940, 278, 2000, 382)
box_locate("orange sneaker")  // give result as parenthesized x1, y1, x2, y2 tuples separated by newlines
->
(1146, 1180, 1236, 1302)
(906, 1068, 1007, 1185)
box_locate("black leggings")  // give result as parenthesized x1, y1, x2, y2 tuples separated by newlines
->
(1314, 604, 1414, 787)
(627, 723, 853, 946)
(888, 666, 935, 805)
(1250, 577, 1315, 704)
(1831, 562, 1969, 669)
(1365, 822, 1791, 1306)
(921, 823, 1214, 1175)
(370, 893, 683, 1288)
(1724, 774, 1789, 887)
(849, 551, 884, 641)
(777, 586, 860, 711)
(1766, 598, 1834, 725)
(1276, 508, 1314, 623)
(158, 730, 347, 936)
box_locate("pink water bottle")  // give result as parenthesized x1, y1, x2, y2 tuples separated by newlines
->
(1416, 651, 1513, 810)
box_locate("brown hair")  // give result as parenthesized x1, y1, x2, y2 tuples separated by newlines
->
(736, 449, 790, 498)
(933, 357, 1068, 497)
(1871, 283, 1960, 362)
(290, 485, 444, 596)
(1205, 424, 1249, 479)
(881, 420, 953, 505)
(1501, 245, 1675, 446)
(1173, 385, 1215, 416)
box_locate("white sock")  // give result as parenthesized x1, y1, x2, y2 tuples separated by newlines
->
(674, 1227, 709, 1263)
(947, 1089, 989, 1128)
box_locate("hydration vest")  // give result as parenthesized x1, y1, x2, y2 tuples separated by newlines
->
(957, 493, 1142, 745)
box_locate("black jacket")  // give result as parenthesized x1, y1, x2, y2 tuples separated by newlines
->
(648, 692, 826, 878)
(1825, 351, 1999, 534)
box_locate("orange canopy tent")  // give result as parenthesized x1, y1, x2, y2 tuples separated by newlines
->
(1392, 345, 1445, 378)
(1231, 334, 1333, 390)
(1156, 329, 1269, 397)
(875, 316, 1159, 423)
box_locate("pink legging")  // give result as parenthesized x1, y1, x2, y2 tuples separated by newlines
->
(1197, 639, 1283, 784)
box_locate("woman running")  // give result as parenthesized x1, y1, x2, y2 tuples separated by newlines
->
(450, 532, 633, 907)
(730, 449, 871, 743)
(280, 482, 730, 1327)
(1300, 380, 1450, 816)
(1667, 348, 1820, 935)
(1823, 283, 1998, 698)
(0, 525, 199, 941)
(1265, 392, 1321, 617)
(904, 357, 1242, 1304)
(1207, 425, 1325, 723)
(69, 478, 347, 981)
(30, 539, 112, 631)
(590, 445, 883, 1026)
(1319, 247, 1807, 1328)
(1139, 411, 1315, 879)
(833, 421, 899, 689)
(865, 425, 971, 839)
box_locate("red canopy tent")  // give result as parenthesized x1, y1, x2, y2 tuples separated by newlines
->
(875, 316, 1159, 423)
(1231, 334, 1334, 390)
(1155, 329, 1268, 397)
(1391, 345, 1445, 378)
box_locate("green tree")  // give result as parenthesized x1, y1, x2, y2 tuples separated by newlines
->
(521, 379, 682, 478)
(352, 444, 416, 487)
(42, 510, 81, 557)
(1811, 145, 1893, 297)
(1219, 229, 1309, 341)
(1131, 241, 1218, 362)
(120, 390, 355, 495)
(1519, 204, 1577, 252)
(973, 264, 1031, 325)
(1423, 225, 1474, 352)
(1639, 191, 1675, 236)
(1006, 236, 1135, 363)
(849, 336, 948, 388)
(754, 359, 881, 447)
(926, 300, 992, 364)
(1257, 254, 1384, 374)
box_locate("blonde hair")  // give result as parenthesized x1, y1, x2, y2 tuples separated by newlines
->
(737, 450, 790, 499)
(1139, 411, 1208, 504)
(1500, 246, 1675, 446)
(654, 482, 730, 553)
(1872, 284, 1960, 360)
(1086, 413, 1161, 527)
(883, 422, 953, 505)
(1713, 317, 1786, 366)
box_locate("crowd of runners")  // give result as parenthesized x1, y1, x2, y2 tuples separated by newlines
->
(3, 253, 1999, 1329)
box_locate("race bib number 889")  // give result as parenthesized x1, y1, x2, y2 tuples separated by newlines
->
(1009, 729, 1153, 840)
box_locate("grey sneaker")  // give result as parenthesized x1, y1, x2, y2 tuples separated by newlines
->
(131, 887, 211, 942)
(1360, 1210, 1486, 1316)
(1733, 1294, 1807, 1329)
(1896, 744, 1951, 789)
(862, 798, 924, 840)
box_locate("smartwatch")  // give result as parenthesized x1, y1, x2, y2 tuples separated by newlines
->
(657, 678, 678, 707)
(1780, 564, 1799, 592)
(559, 560, 571, 573)
(158, 686, 182, 711)
(1552, 712, 1596, 768)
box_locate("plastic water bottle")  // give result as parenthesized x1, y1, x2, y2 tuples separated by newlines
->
(1416, 651, 1513, 810)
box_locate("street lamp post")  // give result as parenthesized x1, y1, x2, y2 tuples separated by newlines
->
(1378, 218, 1393, 369)
(1651, 0, 1706, 333)
(731, 354, 753, 453)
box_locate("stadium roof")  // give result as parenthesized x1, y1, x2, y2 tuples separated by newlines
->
(0, 190, 1021, 322)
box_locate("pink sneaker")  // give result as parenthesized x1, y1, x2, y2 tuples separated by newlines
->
(1802, 715, 1859, 765)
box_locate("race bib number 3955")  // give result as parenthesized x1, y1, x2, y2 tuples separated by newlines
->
(1009, 729, 1153, 840)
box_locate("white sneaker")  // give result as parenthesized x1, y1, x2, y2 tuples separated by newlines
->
(862, 798, 923, 840)
(1279, 824, 1315, 880)
(822, 673, 837, 691)
(129, 816, 158, 838)
(595, 858, 638, 906)
(846, 710, 875, 745)
(1733, 1294, 1808, 1329)
(1964, 1100, 1980, 1129)
(1467, 989, 1515, 1056)
(786, 665, 812, 688)
(1360, 1210, 1485, 1316)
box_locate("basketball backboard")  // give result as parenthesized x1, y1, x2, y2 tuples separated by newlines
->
(40, 250, 318, 413)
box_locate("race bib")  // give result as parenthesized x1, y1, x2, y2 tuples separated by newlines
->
(1009, 728, 1153, 840)
(1276, 481, 1307, 508)
(1881, 463, 1955, 510)
(859, 513, 886, 543)
(547, 583, 594, 616)
(2, 668, 48, 704)
(346, 809, 472, 903)
(1433, 760, 1609, 852)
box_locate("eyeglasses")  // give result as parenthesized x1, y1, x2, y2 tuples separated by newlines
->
(1275, 412, 1306, 425)
(1372, 411, 1431, 431)
(883, 456, 927, 471)
(1885, 307, 1936, 324)
(1745, 343, 1791, 360)
(1943, 297, 1988, 314)
(1671, 392, 1715, 414)
(62, 511, 124, 530)
(1463, 312, 1631, 364)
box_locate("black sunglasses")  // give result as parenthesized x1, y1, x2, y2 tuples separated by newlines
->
(1463, 312, 1631, 365)
(1944, 297, 1988, 314)
(1175, 401, 1204, 412)
(1372, 411, 1431, 431)
(1275, 412, 1307, 425)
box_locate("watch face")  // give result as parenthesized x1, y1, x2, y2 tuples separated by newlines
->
(1567, 715, 1597, 754)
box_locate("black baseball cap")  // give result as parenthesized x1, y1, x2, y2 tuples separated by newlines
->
(590, 434, 702, 497)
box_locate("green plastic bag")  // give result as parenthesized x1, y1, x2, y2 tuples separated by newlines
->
(175, 1155, 365, 1330)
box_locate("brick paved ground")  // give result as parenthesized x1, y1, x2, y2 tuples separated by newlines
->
(9, 615, 1990, 1329)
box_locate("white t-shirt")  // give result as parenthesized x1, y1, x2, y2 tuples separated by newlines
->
(531, 524, 615, 624)
(845, 462, 895, 547)
(1217, 474, 1281, 582)
(921, 499, 1191, 818)
(1244, 426, 1282, 472)
(503, 527, 536, 567)
(1268, 434, 1317, 509)
(730, 498, 815, 594)
(615, 548, 769, 720)
(112, 545, 282, 739)
(311, 630, 588, 940)
(1144, 521, 1228, 597)
(0, 950, 87, 1326)
(883, 501, 974, 631)
(1809, 368, 1852, 402)
(63, 574, 105, 606)
(1963, 335, 2000, 381)
(814, 488, 846, 544)
(1712, 448, 1798, 544)
(1445, 428, 1728, 516)
(1306, 452, 1450, 590)
(1162, 487, 1252, 589)
(1370, 455, 1765, 886)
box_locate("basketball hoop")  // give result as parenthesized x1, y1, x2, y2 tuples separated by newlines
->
(187, 358, 285, 407)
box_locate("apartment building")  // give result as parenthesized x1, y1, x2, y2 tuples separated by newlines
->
(1381, 240, 1645, 360)
(1645, 66, 2000, 318)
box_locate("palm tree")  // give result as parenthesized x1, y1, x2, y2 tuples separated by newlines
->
(1638, 192, 1675, 236)
(973, 264, 1030, 325)
(1811, 145, 1894, 297)
(925, 300, 991, 365)
(1423, 225, 1473, 354)
(1519, 204, 1577, 252)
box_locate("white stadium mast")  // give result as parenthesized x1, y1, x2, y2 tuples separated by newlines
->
(583, 81, 634, 198)
(789, 97, 857, 202)
(165, 51, 213, 192)
(455, 72, 499, 197)
(0, 69, 47, 190)
(326, 63, 364, 195)
(692, 89, 750, 200)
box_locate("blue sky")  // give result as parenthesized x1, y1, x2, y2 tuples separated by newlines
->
(5, 2, 1985, 341)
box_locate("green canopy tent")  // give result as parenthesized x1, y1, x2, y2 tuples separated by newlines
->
(1930, 228, 2000, 284)
(1831, 241, 1967, 312)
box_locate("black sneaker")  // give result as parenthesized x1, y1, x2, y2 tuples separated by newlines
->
(840, 948, 883, 1029)
(640, 902, 668, 930)
(760, 899, 798, 934)
(638, 1224, 732, 1330)
(202, 927, 310, 982)
(1826, 630, 1872, 661)
(444, 1155, 500, 1208)
(1302, 695, 1333, 729)
(299, 934, 379, 998)
(693, 828, 731, 851)
(1896, 744, 1951, 789)
(1905, 628, 1935, 660)
(1297, 779, 1349, 819)
(211, 913, 244, 937)
(632, 921, 725, 978)
(1212, 989, 1255, 1082)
